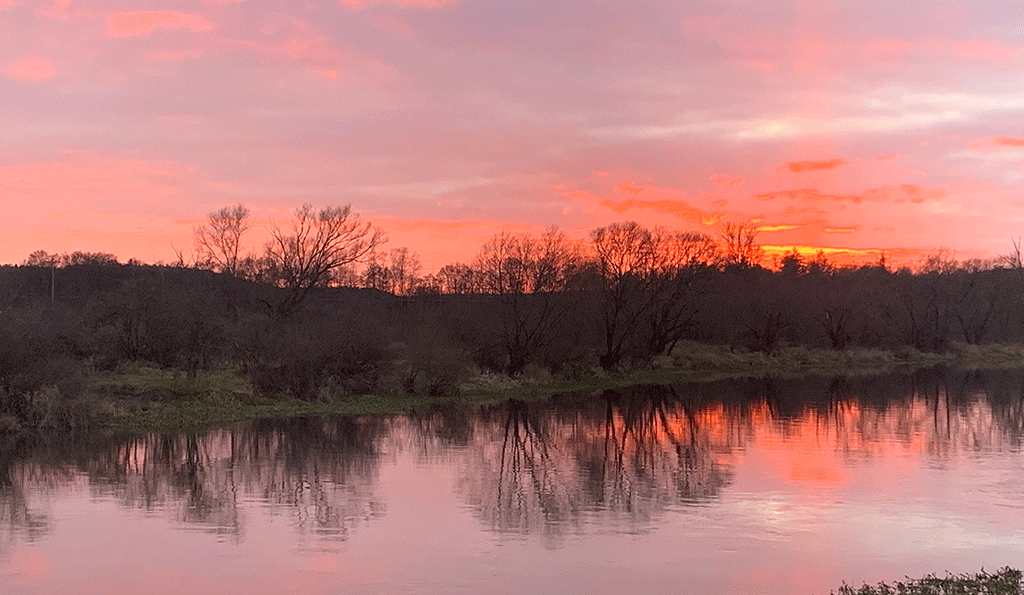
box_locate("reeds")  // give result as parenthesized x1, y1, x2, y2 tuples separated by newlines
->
(834, 567, 1023, 595)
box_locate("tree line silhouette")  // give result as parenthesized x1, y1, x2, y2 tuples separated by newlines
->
(2, 202, 1024, 426)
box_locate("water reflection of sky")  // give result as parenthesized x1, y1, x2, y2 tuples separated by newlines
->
(3, 371, 1024, 594)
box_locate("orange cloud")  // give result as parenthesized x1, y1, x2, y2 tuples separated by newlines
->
(565, 181, 727, 227)
(218, 21, 353, 79)
(969, 136, 1024, 153)
(4, 55, 56, 83)
(757, 223, 804, 232)
(710, 174, 745, 187)
(939, 38, 1022, 63)
(823, 226, 858, 234)
(36, 0, 73, 20)
(108, 11, 214, 37)
(994, 136, 1024, 147)
(145, 48, 206, 62)
(862, 36, 1021, 65)
(613, 181, 646, 196)
(757, 185, 944, 205)
(340, 0, 455, 9)
(599, 197, 723, 226)
(757, 188, 859, 203)
(864, 184, 945, 204)
(781, 159, 846, 173)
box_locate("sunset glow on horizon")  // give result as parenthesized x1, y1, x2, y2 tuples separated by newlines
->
(3, 0, 1023, 271)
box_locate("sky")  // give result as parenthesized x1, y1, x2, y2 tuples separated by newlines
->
(1, 0, 1023, 271)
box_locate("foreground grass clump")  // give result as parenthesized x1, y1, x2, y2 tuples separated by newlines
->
(666, 341, 949, 374)
(947, 342, 1024, 368)
(833, 567, 1023, 595)
(86, 364, 458, 432)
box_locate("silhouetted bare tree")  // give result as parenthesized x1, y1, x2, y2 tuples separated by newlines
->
(431, 263, 481, 294)
(194, 204, 251, 276)
(64, 252, 118, 266)
(591, 221, 657, 369)
(644, 230, 718, 356)
(362, 247, 422, 295)
(474, 227, 583, 374)
(591, 223, 719, 368)
(718, 221, 763, 268)
(23, 250, 62, 267)
(263, 204, 384, 318)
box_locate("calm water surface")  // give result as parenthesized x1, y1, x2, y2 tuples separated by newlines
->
(3, 370, 1024, 594)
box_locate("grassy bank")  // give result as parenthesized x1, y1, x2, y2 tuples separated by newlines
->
(6, 341, 1024, 434)
(832, 567, 1023, 594)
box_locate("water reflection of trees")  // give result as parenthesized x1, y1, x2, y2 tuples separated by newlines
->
(710, 370, 1024, 458)
(578, 386, 732, 512)
(457, 399, 583, 542)
(0, 435, 56, 560)
(1, 417, 388, 545)
(456, 369, 1024, 541)
(457, 388, 736, 543)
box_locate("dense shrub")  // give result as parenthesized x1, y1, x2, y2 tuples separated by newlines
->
(0, 305, 87, 429)
(247, 309, 394, 400)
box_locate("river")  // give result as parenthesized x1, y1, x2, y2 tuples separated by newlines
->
(3, 369, 1023, 594)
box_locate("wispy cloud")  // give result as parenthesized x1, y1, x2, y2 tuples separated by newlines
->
(3, 55, 56, 83)
(757, 223, 805, 232)
(994, 136, 1024, 147)
(781, 159, 846, 173)
(757, 185, 946, 205)
(598, 197, 724, 226)
(710, 174, 745, 187)
(340, 0, 456, 9)
(108, 11, 214, 37)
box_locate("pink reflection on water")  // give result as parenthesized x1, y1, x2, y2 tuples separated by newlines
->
(2, 379, 1024, 594)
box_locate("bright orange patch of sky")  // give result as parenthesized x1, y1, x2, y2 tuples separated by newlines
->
(1, 0, 1022, 270)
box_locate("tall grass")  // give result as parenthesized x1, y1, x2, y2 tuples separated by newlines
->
(833, 568, 1023, 595)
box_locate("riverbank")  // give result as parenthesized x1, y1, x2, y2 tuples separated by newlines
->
(832, 567, 1022, 594)
(6, 341, 1024, 434)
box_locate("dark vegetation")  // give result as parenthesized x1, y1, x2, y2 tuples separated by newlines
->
(4, 203, 1024, 431)
(833, 567, 1023, 595)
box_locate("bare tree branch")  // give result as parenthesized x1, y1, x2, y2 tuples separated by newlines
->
(718, 221, 763, 268)
(194, 204, 251, 275)
(264, 204, 385, 317)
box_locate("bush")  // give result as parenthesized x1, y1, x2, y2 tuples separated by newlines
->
(246, 309, 394, 400)
(87, 279, 227, 373)
(0, 306, 87, 428)
(391, 323, 470, 398)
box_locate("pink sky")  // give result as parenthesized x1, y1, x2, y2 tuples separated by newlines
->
(2, 0, 1023, 270)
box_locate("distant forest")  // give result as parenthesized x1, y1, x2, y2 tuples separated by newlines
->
(2, 203, 1023, 418)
